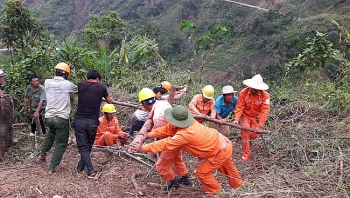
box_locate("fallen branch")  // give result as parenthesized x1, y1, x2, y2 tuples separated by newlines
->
(167, 86, 176, 105)
(122, 150, 153, 167)
(11, 123, 28, 128)
(106, 100, 270, 134)
(147, 182, 162, 188)
(110, 101, 139, 109)
(131, 173, 144, 196)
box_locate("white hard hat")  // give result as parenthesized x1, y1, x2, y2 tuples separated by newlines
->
(0, 69, 6, 77)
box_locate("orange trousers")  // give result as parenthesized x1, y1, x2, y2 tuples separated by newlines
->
(156, 149, 188, 181)
(94, 132, 127, 146)
(240, 116, 259, 159)
(196, 138, 243, 196)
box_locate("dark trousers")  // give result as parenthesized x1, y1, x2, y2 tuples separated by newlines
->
(30, 114, 46, 134)
(40, 116, 69, 171)
(74, 118, 99, 175)
(128, 117, 145, 136)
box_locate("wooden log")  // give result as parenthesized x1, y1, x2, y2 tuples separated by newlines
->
(104, 99, 270, 134)
(110, 101, 139, 109)
(193, 114, 270, 134)
(167, 86, 176, 105)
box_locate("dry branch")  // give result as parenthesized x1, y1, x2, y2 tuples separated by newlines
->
(111, 99, 271, 134)
(167, 86, 176, 105)
(192, 114, 270, 134)
(131, 173, 144, 196)
(11, 123, 28, 128)
(147, 182, 162, 188)
(110, 101, 139, 109)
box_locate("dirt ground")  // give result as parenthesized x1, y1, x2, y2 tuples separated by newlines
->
(1, 103, 350, 197)
(0, 128, 270, 198)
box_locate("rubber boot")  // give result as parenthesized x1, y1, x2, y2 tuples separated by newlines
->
(180, 173, 191, 185)
(163, 177, 180, 191)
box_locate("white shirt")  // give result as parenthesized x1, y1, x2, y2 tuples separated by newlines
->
(134, 109, 149, 121)
(45, 76, 78, 119)
(150, 100, 172, 128)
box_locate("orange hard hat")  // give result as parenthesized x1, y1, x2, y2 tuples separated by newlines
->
(54, 62, 71, 76)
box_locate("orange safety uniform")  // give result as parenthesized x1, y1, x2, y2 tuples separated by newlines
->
(147, 100, 188, 182)
(144, 121, 243, 196)
(188, 94, 216, 123)
(94, 116, 128, 146)
(234, 87, 270, 159)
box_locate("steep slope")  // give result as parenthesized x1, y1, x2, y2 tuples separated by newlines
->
(4, 0, 349, 84)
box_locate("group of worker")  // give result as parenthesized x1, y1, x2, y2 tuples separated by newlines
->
(126, 73, 270, 196)
(0, 62, 270, 197)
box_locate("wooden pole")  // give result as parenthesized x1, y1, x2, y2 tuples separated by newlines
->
(106, 100, 270, 134)
(35, 118, 42, 136)
(192, 114, 270, 134)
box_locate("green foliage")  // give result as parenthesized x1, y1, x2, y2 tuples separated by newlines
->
(0, 0, 44, 51)
(195, 35, 212, 50)
(82, 11, 126, 51)
(285, 32, 336, 74)
(180, 20, 196, 33)
(55, 37, 89, 77)
(81, 46, 119, 87)
(119, 35, 161, 69)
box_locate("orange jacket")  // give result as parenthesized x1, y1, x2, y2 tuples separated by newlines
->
(143, 120, 224, 160)
(188, 94, 216, 122)
(234, 87, 270, 127)
(95, 116, 125, 142)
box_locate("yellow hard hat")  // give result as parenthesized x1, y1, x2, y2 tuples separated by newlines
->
(102, 104, 116, 113)
(138, 88, 156, 102)
(161, 81, 172, 92)
(202, 85, 214, 99)
(54, 62, 71, 76)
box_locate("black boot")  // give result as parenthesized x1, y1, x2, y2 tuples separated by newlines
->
(180, 173, 191, 185)
(163, 177, 180, 191)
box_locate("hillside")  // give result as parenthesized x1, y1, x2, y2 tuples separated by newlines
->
(0, 0, 343, 84)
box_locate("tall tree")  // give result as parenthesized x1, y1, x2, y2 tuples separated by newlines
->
(82, 11, 126, 51)
(0, 0, 44, 51)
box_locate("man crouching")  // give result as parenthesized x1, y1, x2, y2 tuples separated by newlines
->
(129, 105, 243, 196)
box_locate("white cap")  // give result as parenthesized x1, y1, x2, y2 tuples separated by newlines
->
(0, 69, 6, 77)
(243, 74, 269, 90)
(222, 85, 236, 94)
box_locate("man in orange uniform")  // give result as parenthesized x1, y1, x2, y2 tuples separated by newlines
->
(233, 74, 270, 161)
(130, 105, 243, 196)
(188, 85, 216, 123)
(138, 88, 190, 191)
(95, 104, 130, 146)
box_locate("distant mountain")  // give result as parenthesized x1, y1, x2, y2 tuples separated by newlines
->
(2, 0, 348, 84)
